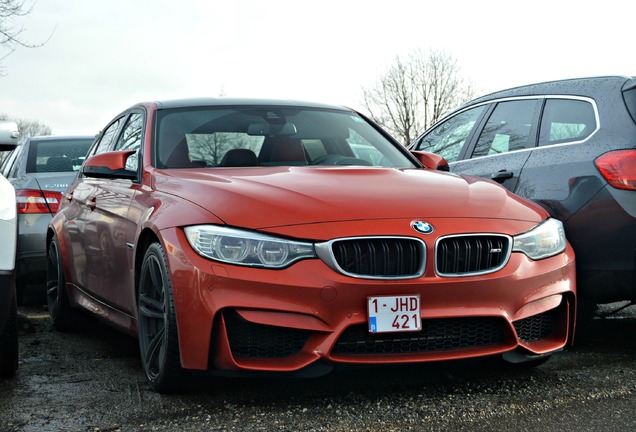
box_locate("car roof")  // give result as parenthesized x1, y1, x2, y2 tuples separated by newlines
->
(469, 75, 636, 105)
(147, 97, 350, 111)
(25, 135, 95, 142)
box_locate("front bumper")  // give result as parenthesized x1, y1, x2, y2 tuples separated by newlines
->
(159, 226, 576, 373)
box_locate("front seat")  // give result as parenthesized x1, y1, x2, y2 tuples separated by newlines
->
(219, 149, 259, 167)
(268, 138, 307, 165)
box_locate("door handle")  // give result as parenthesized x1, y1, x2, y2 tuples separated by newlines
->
(87, 197, 96, 210)
(491, 170, 514, 183)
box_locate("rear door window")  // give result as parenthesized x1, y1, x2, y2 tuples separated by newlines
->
(471, 100, 539, 157)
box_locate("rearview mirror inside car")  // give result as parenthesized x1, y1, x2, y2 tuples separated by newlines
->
(247, 122, 297, 136)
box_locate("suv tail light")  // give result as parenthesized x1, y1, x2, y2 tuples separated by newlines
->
(15, 189, 62, 214)
(595, 150, 636, 191)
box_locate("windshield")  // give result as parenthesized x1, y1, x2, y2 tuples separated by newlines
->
(155, 106, 417, 169)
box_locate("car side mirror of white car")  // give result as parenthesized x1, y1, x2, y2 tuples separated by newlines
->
(0, 121, 19, 150)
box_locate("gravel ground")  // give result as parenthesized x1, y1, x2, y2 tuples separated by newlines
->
(2, 302, 636, 431)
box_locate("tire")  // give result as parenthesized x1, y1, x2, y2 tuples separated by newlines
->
(573, 297, 597, 343)
(0, 290, 19, 377)
(46, 236, 76, 332)
(137, 243, 182, 393)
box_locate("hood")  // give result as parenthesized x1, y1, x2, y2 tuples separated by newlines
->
(153, 166, 547, 229)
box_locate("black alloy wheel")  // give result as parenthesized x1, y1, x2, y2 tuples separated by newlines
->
(137, 242, 182, 393)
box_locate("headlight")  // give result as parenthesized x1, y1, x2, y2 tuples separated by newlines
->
(184, 225, 316, 268)
(512, 218, 566, 260)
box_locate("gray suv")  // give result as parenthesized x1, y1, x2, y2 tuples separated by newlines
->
(410, 76, 636, 320)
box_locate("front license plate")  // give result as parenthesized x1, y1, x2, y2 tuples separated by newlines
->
(367, 295, 421, 333)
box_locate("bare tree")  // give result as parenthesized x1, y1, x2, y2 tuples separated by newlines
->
(362, 49, 476, 145)
(188, 132, 262, 166)
(0, 0, 49, 69)
(0, 113, 52, 140)
(362, 56, 423, 146)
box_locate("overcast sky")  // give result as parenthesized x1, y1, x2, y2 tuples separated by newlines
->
(0, 0, 634, 136)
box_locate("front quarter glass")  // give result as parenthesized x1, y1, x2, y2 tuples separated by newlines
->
(416, 106, 485, 162)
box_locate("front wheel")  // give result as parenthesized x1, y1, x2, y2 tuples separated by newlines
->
(137, 243, 182, 393)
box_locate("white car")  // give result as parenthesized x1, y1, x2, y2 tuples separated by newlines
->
(0, 121, 19, 377)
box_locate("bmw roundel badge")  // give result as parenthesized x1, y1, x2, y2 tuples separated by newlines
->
(412, 221, 434, 235)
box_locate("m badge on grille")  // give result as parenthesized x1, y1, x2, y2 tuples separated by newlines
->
(411, 221, 434, 235)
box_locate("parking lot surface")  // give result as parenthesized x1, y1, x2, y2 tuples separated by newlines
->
(2, 302, 636, 431)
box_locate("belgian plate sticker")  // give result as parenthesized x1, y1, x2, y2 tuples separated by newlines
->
(368, 295, 421, 333)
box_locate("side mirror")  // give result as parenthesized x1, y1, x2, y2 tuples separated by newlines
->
(0, 121, 19, 151)
(82, 150, 137, 180)
(410, 150, 450, 172)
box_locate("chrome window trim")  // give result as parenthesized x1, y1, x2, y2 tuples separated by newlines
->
(315, 236, 427, 280)
(418, 95, 600, 160)
(434, 233, 512, 277)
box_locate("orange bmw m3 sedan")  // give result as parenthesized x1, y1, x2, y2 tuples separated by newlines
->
(46, 98, 576, 392)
